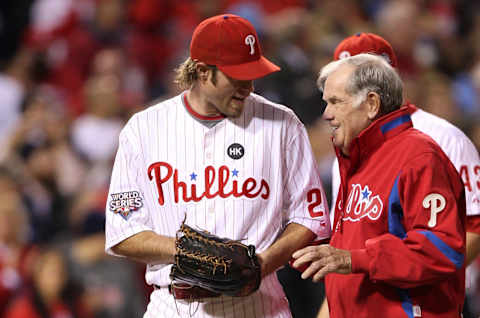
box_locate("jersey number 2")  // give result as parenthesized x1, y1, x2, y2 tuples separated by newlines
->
(307, 189, 324, 218)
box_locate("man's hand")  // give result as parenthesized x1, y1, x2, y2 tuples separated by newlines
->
(291, 245, 351, 282)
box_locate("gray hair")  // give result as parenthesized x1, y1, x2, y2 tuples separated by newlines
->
(317, 53, 403, 115)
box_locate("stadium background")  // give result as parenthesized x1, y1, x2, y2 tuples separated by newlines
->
(0, 0, 479, 317)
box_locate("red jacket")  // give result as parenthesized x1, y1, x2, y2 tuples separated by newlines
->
(327, 106, 466, 318)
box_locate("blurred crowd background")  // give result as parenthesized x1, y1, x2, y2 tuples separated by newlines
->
(1, 0, 480, 317)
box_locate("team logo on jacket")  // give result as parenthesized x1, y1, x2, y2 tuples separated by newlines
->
(423, 193, 446, 228)
(148, 162, 270, 205)
(109, 191, 143, 220)
(343, 184, 383, 222)
(227, 143, 244, 160)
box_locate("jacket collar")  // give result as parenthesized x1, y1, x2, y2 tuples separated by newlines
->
(405, 102, 418, 114)
(336, 106, 413, 166)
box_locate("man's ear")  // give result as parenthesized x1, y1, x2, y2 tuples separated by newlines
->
(196, 62, 210, 83)
(366, 91, 381, 119)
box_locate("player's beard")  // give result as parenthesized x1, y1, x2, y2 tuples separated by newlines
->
(214, 98, 245, 118)
(227, 98, 245, 117)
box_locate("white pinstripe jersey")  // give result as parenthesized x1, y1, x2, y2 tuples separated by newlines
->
(330, 106, 480, 222)
(105, 92, 331, 317)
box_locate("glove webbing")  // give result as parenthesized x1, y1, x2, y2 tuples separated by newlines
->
(178, 223, 237, 250)
(175, 250, 231, 275)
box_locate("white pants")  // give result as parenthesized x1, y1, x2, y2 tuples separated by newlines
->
(144, 274, 292, 318)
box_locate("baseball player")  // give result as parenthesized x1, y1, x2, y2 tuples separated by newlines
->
(328, 33, 480, 315)
(104, 14, 331, 318)
(293, 53, 466, 318)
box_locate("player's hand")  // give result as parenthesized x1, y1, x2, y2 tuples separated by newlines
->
(291, 245, 352, 282)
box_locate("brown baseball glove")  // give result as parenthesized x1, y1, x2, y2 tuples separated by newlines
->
(170, 221, 261, 297)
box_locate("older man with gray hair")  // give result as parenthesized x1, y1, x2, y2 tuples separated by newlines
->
(293, 54, 466, 318)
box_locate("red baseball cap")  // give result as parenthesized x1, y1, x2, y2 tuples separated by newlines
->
(333, 33, 398, 67)
(190, 14, 280, 80)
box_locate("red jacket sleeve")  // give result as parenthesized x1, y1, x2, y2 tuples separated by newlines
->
(351, 152, 466, 288)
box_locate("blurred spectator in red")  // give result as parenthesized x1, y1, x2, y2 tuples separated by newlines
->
(126, 0, 176, 94)
(25, 0, 96, 117)
(0, 189, 37, 316)
(0, 0, 33, 63)
(4, 248, 90, 318)
(0, 48, 36, 155)
(25, 0, 131, 116)
(224, 0, 306, 15)
(5, 90, 81, 243)
(92, 47, 146, 113)
(59, 187, 146, 317)
(70, 64, 125, 187)
(375, 0, 422, 78)
(417, 70, 461, 124)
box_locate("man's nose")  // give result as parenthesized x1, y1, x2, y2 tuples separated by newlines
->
(322, 103, 333, 120)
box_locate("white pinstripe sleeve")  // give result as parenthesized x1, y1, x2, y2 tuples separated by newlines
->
(283, 115, 331, 240)
(411, 108, 480, 216)
(445, 133, 480, 216)
(105, 119, 154, 255)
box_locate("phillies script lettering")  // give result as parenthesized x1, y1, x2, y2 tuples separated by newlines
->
(343, 184, 383, 222)
(148, 162, 270, 205)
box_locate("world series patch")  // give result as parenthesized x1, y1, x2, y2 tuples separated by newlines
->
(109, 191, 143, 220)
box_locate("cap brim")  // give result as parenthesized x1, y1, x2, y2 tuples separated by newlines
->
(218, 56, 281, 80)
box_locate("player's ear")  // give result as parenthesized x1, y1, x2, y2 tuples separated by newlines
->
(366, 91, 381, 119)
(196, 62, 210, 83)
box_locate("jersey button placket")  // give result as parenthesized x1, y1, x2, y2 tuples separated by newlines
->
(204, 131, 215, 214)
(208, 203, 215, 214)
(204, 131, 214, 161)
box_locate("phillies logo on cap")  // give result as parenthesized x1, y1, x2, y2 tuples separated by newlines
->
(338, 51, 351, 59)
(245, 35, 256, 55)
(189, 14, 280, 80)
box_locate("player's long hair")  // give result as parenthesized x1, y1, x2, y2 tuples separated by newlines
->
(174, 58, 217, 89)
